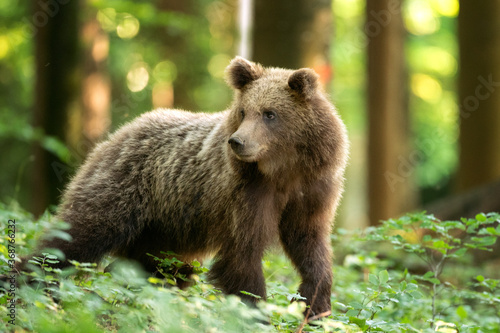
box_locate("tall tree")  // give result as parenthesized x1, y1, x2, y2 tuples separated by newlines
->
(32, 0, 80, 215)
(457, 1, 500, 192)
(366, 0, 414, 225)
(252, 0, 331, 76)
(151, 0, 236, 112)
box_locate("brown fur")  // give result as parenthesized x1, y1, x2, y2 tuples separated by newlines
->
(22, 57, 349, 316)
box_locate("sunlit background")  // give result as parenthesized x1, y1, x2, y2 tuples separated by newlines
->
(1, 0, 499, 229)
(334, 0, 460, 228)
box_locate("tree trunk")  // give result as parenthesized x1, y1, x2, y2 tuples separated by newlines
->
(457, 1, 500, 192)
(252, 0, 332, 81)
(366, 0, 414, 225)
(32, 0, 80, 216)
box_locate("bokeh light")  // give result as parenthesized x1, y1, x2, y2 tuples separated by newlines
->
(127, 62, 149, 92)
(117, 14, 140, 39)
(411, 73, 443, 102)
(410, 46, 457, 76)
(153, 60, 177, 83)
(404, 0, 440, 35)
(0, 35, 9, 59)
(207, 54, 232, 79)
(97, 8, 117, 32)
(430, 0, 459, 17)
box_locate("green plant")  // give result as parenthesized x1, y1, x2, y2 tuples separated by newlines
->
(365, 212, 500, 331)
(1, 203, 499, 332)
(148, 251, 208, 287)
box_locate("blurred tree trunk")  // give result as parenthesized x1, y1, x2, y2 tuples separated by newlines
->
(154, 0, 237, 111)
(32, 0, 80, 216)
(457, 1, 500, 192)
(252, 0, 332, 84)
(155, 0, 193, 110)
(366, 0, 414, 225)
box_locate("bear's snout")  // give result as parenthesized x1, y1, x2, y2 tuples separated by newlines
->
(228, 131, 266, 162)
(228, 136, 245, 153)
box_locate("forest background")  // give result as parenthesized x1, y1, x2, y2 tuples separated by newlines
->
(1, 0, 499, 227)
(1, 0, 500, 332)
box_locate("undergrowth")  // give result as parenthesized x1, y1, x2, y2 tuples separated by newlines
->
(0, 201, 499, 332)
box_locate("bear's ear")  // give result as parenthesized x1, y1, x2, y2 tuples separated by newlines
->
(288, 68, 319, 100)
(226, 57, 264, 90)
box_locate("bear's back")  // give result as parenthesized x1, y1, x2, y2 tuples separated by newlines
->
(59, 109, 232, 238)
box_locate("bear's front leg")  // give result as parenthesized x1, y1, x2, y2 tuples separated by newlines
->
(279, 182, 337, 318)
(208, 242, 266, 304)
(280, 225, 333, 318)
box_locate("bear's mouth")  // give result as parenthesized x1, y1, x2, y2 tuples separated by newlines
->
(228, 140, 267, 162)
(233, 153, 258, 162)
(232, 147, 268, 163)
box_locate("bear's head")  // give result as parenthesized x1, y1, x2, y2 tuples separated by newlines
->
(225, 57, 347, 179)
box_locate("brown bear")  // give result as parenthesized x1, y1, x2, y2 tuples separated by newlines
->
(22, 57, 348, 317)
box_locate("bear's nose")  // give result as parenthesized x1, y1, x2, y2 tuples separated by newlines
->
(228, 136, 244, 152)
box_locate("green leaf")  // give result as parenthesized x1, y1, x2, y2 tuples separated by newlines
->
(450, 247, 467, 258)
(420, 272, 441, 285)
(410, 290, 423, 299)
(407, 282, 418, 291)
(429, 278, 441, 285)
(350, 301, 364, 310)
(148, 277, 164, 284)
(369, 273, 379, 286)
(432, 240, 451, 249)
(379, 270, 389, 285)
(45, 259, 60, 264)
(474, 236, 497, 247)
(479, 226, 500, 236)
(476, 213, 487, 222)
(240, 291, 262, 299)
(46, 229, 73, 242)
(476, 275, 485, 282)
(346, 309, 359, 317)
(456, 305, 468, 319)
(349, 317, 369, 331)
(423, 234, 432, 242)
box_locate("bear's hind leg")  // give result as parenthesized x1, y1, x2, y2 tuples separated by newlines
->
(208, 242, 266, 304)
(18, 212, 141, 272)
(120, 226, 202, 289)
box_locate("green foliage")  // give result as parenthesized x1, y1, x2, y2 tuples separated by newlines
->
(1, 205, 499, 332)
(361, 212, 500, 331)
(148, 251, 209, 286)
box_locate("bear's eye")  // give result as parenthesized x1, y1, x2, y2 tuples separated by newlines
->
(263, 110, 277, 121)
(240, 109, 245, 119)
